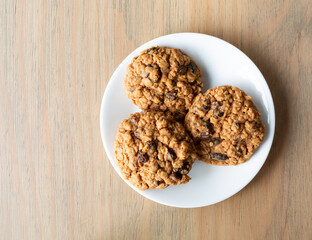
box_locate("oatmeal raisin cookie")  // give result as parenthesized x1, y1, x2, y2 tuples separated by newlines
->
(185, 85, 265, 166)
(125, 47, 203, 115)
(114, 110, 197, 190)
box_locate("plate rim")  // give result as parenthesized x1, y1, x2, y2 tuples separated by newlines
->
(100, 32, 275, 208)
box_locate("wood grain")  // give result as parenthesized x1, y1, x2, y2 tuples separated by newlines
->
(1, 0, 312, 239)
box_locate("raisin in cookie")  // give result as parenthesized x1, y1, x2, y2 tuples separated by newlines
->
(185, 85, 265, 166)
(125, 47, 203, 116)
(114, 110, 197, 190)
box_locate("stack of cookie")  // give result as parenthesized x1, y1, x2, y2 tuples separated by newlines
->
(114, 47, 265, 191)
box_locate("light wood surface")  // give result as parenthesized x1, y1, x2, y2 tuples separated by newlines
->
(1, 0, 312, 239)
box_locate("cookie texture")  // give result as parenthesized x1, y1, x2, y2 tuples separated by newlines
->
(125, 47, 203, 115)
(114, 110, 196, 190)
(185, 85, 265, 166)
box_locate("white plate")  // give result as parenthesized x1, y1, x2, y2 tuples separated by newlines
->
(100, 33, 275, 208)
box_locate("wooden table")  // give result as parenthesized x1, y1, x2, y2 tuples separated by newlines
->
(1, 0, 312, 239)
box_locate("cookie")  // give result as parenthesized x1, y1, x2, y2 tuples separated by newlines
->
(125, 47, 203, 116)
(114, 110, 196, 190)
(185, 85, 265, 166)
